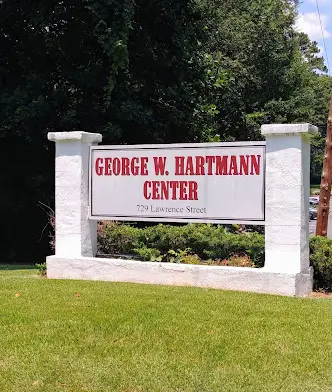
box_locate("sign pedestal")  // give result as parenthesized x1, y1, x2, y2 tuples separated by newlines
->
(48, 131, 102, 258)
(262, 124, 317, 275)
(47, 124, 317, 297)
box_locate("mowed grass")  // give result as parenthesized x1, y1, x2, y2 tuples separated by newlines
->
(1, 267, 332, 392)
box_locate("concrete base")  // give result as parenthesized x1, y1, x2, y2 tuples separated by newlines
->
(46, 256, 313, 297)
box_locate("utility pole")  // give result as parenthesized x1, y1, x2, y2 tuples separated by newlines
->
(316, 98, 332, 236)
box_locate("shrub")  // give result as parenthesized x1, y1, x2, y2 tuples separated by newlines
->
(133, 246, 161, 262)
(180, 253, 202, 265)
(204, 232, 265, 267)
(310, 236, 332, 291)
(35, 262, 47, 276)
(98, 221, 141, 255)
(98, 222, 264, 267)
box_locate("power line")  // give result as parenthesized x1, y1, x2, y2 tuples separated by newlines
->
(315, 0, 331, 75)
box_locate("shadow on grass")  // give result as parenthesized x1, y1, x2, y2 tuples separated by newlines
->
(0, 264, 36, 271)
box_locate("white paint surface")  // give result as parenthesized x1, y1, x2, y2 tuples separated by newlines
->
(47, 124, 317, 297)
(263, 124, 318, 275)
(48, 131, 102, 257)
(90, 143, 265, 223)
(46, 256, 313, 297)
(261, 123, 318, 136)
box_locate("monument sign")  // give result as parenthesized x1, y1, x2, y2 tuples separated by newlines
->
(47, 124, 318, 297)
(90, 143, 265, 223)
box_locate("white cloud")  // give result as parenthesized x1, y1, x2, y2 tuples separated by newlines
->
(295, 12, 331, 41)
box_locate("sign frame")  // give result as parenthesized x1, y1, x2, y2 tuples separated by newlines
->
(89, 141, 266, 225)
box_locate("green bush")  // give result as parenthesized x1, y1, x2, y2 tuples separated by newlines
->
(98, 222, 141, 255)
(310, 236, 332, 291)
(203, 232, 265, 267)
(98, 222, 264, 267)
(35, 262, 47, 276)
(133, 246, 162, 262)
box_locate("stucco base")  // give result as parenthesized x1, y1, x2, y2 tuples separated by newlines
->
(46, 256, 313, 297)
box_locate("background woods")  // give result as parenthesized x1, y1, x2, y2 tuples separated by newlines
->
(0, 0, 330, 262)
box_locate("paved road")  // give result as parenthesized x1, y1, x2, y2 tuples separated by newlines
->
(310, 200, 332, 237)
(327, 208, 332, 238)
(309, 219, 317, 235)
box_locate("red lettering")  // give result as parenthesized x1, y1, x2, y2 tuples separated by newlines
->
(188, 181, 198, 200)
(141, 157, 149, 175)
(251, 155, 261, 175)
(205, 156, 215, 175)
(145, 181, 198, 200)
(179, 181, 187, 200)
(169, 181, 179, 200)
(185, 157, 194, 175)
(131, 157, 140, 176)
(229, 156, 239, 175)
(121, 157, 130, 176)
(143, 181, 151, 199)
(112, 158, 120, 176)
(95, 156, 150, 176)
(95, 158, 104, 176)
(195, 156, 205, 175)
(239, 155, 249, 175)
(105, 157, 112, 175)
(153, 157, 167, 175)
(215, 156, 228, 175)
(152, 181, 160, 199)
(161, 181, 169, 200)
(175, 156, 185, 175)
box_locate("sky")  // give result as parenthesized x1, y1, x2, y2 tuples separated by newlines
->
(297, 0, 332, 74)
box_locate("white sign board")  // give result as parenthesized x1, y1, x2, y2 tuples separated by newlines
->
(89, 142, 265, 224)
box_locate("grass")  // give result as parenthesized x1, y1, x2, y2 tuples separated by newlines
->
(310, 185, 320, 195)
(310, 185, 332, 196)
(1, 267, 332, 392)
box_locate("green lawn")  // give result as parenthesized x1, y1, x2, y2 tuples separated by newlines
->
(1, 266, 332, 392)
(310, 185, 320, 195)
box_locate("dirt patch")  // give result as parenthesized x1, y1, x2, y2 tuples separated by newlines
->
(309, 291, 332, 299)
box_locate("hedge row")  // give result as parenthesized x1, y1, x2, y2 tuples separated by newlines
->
(98, 222, 263, 268)
(98, 222, 332, 291)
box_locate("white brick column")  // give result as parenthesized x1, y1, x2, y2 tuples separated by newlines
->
(48, 131, 102, 257)
(261, 124, 318, 274)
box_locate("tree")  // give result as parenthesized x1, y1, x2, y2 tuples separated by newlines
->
(1, 0, 331, 262)
(195, 0, 329, 142)
(0, 0, 205, 261)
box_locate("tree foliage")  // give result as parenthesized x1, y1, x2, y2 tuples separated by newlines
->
(0, 0, 331, 261)
(0, 0, 204, 261)
(196, 0, 329, 141)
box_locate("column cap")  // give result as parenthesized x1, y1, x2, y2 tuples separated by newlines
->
(48, 131, 102, 143)
(261, 123, 318, 136)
